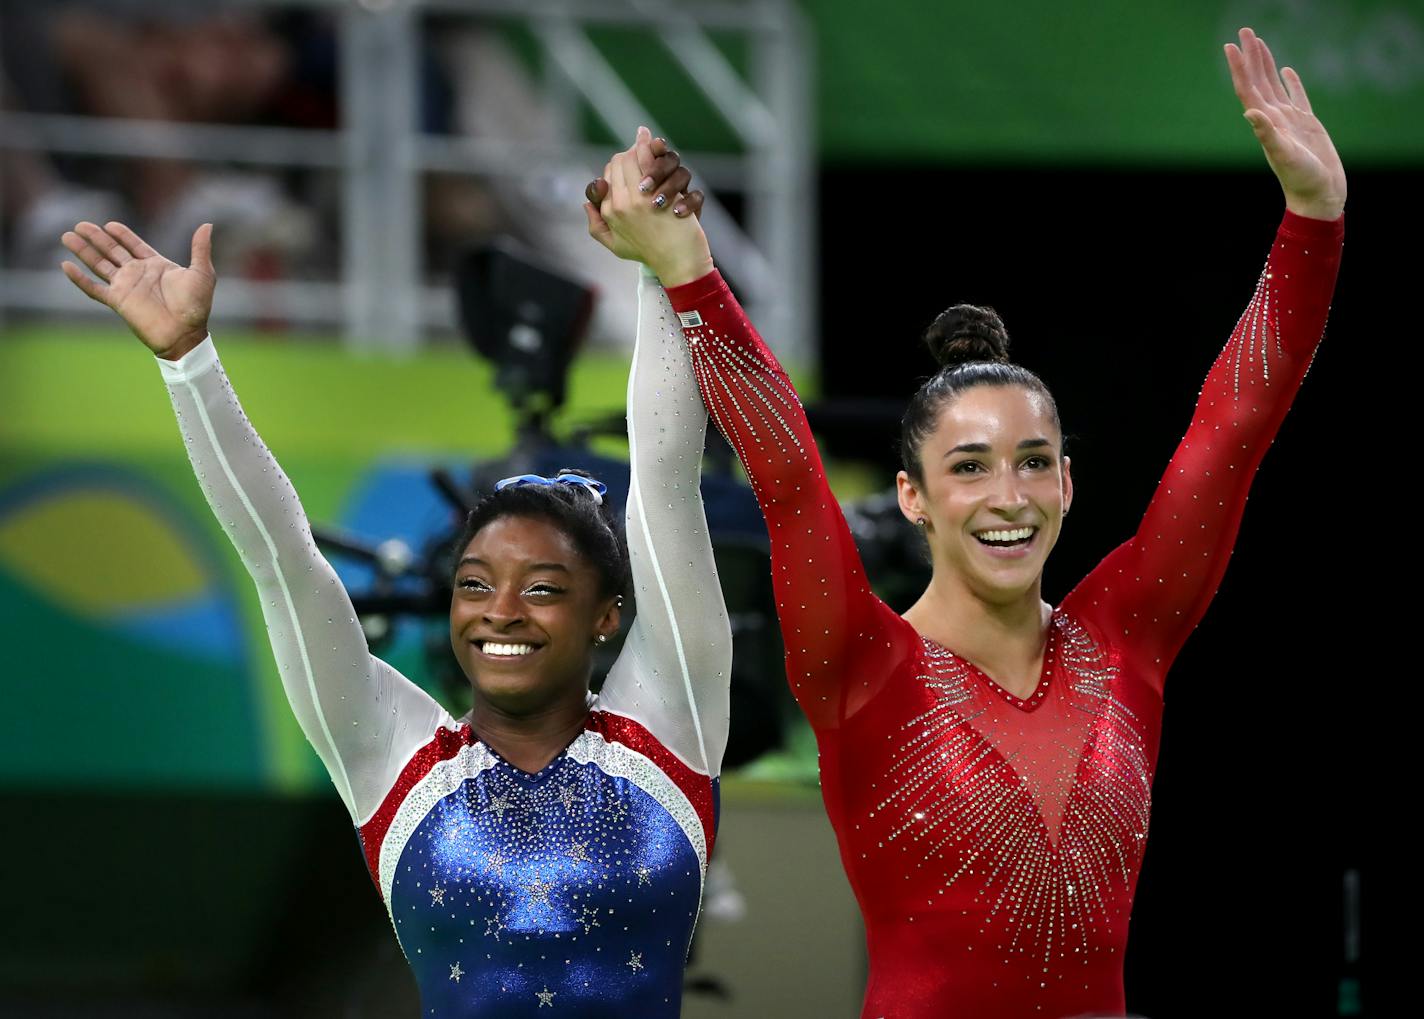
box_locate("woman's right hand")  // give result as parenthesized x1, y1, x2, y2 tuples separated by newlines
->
(61, 221, 216, 360)
(585, 129, 714, 287)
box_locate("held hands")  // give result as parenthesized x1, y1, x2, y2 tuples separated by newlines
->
(60, 221, 216, 360)
(585, 127, 714, 287)
(1225, 27, 1346, 221)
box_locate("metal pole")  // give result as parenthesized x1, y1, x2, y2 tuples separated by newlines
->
(751, 0, 815, 365)
(340, 0, 422, 351)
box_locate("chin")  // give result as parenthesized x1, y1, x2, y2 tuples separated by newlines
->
(970, 565, 1044, 605)
(473, 674, 550, 711)
(472, 666, 590, 718)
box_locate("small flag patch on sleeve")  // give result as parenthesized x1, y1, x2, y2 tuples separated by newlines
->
(678, 310, 703, 328)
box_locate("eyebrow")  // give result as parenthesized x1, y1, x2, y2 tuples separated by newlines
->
(457, 557, 572, 573)
(943, 438, 1053, 457)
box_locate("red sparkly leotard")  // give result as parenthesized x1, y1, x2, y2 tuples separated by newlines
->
(664, 211, 1343, 1018)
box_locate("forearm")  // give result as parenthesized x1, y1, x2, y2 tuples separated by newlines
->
(662, 270, 883, 722)
(606, 267, 733, 774)
(1069, 211, 1344, 674)
(158, 338, 449, 819)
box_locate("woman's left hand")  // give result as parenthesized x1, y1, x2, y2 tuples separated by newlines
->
(585, 127, 714, 286)
(1225, 26, 1346, 220)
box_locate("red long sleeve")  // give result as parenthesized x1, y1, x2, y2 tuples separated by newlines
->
(1064, 211, 1344, 688)
(664, 273, 915, 728)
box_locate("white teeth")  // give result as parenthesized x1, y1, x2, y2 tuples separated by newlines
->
(482, 642, 535, 657)
(975, 527, 1036, 543)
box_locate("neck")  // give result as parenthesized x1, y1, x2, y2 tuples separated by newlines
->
(906, 566, 1050, 664)
(470, 688, 592, 774)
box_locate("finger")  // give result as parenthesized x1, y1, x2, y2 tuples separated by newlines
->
(1238, 27, 1270, 97)
(1247, 30, 1290, 104)
(642, 148, 684, 192)
(585, 178, 609, 206)
(613, 149, 643, 194)
(189, 222, 214, 276)
(635, 125, 657, 187)
(104, 221, 160, 260)
(652, 167, 692, 210)
(603, 157, 620, 206)
(1224, 43, 1253, 108)
(584, 202, 615, 248)
(1239, 79, 1273, 117)
(75, 220, 133, 266)
(673, 189, 705, 219)
(60, 260, 110, 306)
(1243, 107, 1290, 162)
(1256, 36, 1293, 104)
(1236, 28, 1274, 103)
(60, 230, 119, 280)
(650, 136, 669, 159)
(1281, 66, 1313, 113)
(1226, 43, 1273, 117)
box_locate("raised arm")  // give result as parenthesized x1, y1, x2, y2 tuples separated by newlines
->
(598, 264, 733, 775)
(60, 222, 451, 823)
(587, 144, 909, 728)
(1064, 29, 1345, 684)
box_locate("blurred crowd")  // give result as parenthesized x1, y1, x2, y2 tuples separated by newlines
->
(1, 0, 641, 342)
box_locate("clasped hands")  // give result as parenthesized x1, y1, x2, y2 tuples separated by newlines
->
(584, 126, 715, 288)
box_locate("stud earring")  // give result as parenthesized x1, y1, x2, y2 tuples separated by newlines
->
(595, 633, 609, 645)
(915, 517, 926, 527)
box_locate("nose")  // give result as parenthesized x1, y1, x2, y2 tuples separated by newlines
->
(986, 466, 1029, 515)
(482, 587, 525, 629)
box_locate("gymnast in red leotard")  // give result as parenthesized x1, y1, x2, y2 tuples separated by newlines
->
(585, 28, 1345, 1018)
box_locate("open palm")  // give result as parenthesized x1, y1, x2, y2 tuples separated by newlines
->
(1225, 27, 1346, 220)
(61, 221, 216, 359)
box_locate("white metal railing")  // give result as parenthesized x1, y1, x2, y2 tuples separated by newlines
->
(0, 0, 815, 360)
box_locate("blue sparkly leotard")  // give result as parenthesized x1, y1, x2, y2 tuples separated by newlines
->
(157, 267, 732, 1017)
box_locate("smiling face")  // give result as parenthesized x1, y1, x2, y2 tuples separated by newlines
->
(449, 514, 620, 717)
(897, 384, 1073, 606)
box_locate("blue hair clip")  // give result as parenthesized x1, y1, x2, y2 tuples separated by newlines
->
(494, 472, 608, 505)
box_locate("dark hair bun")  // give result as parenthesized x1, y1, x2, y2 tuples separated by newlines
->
(922, 304, 1011, 368)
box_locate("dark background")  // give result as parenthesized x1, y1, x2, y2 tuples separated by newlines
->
(817, 164, 1406, 1017)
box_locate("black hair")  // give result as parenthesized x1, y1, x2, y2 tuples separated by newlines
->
(899, 304, 1061, 482)
(452, 469, 629, 599)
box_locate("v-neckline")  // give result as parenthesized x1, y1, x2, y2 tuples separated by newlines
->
(917, 613, 1059, 713)
(465, 717, 592, 780)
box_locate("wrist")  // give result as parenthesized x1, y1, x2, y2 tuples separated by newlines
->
(649, 254, 715, 289)
(156, 327, 210, 362)
(1284, 192, 1345, 222)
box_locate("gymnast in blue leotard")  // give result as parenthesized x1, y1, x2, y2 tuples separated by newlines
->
(60, 135, 731, 1017)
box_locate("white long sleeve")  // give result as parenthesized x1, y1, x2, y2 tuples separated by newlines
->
(159, 340, 453, 823)
(598, 268, 733, 776)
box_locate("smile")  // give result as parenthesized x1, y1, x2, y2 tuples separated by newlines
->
(475, 640, 542, 658)
(973, 526, 1038, 549)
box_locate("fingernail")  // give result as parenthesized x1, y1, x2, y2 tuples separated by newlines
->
(638, 176, 655, 193)
(673, 204, 687, 217)
(652, 194, 668, 209)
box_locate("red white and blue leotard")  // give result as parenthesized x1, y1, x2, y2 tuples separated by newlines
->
(664, 212, 1343, 1017)
(157, 268, 731, 1017)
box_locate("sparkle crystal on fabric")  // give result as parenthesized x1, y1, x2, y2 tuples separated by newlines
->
(877, 615, 1151, 967)
(362, 713, 715, 1018)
